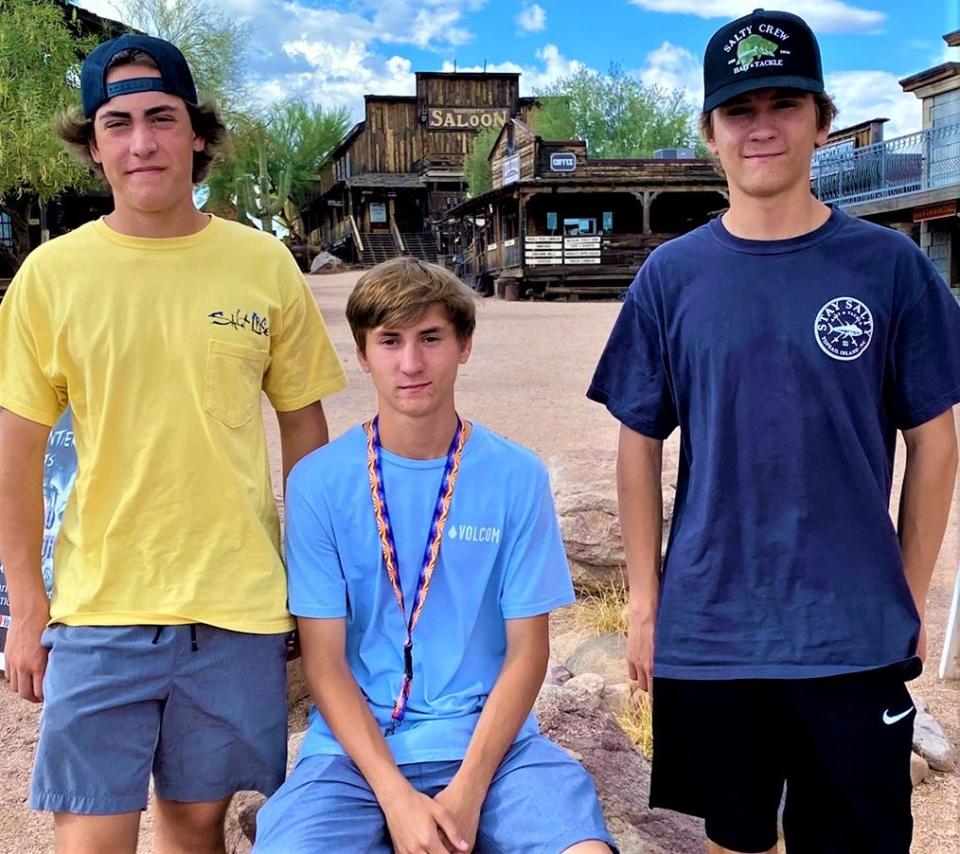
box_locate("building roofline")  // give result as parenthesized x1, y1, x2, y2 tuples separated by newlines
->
(364, 94, 416, 103)
(416, 71, 520, 80)
(900, 62, 960, 93)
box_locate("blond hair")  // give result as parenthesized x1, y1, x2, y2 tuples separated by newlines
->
(346, 257, 478, 353)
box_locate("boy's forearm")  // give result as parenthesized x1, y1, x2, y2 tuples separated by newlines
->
(300, 643, 409, 802)
(898, 413, 959, 615)
(454, 626, 549, 793)
(616, 425, 664, 619)
(0, 416, 50, 622)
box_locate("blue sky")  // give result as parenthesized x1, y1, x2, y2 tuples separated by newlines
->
(75, 1, 960, 139)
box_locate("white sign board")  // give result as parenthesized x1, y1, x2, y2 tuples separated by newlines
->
(940, 566, 960, 679)
(502, 154, 521, 186)
(370, 202, 387, 223)
(549, 152, 577, 172)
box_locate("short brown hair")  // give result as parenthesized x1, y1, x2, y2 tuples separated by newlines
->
(55, 48, 228, 184)
(346, 257, 478, 354)
(699, 90, 839, 143)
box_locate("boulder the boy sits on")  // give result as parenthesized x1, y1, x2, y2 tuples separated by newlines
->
(255, 258, 615, 854)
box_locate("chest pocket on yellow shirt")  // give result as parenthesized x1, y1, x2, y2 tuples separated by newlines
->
(203, 339, 267, 428)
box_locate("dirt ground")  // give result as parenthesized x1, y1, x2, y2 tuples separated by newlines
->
(1, 271, 957, 851)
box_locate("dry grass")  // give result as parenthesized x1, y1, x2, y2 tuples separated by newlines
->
(618, 685, 654, 759)
(573, 574, 655, 758)
(574, 572, 630, 636)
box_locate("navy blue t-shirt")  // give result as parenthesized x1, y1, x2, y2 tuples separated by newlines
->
(588, 209, 960, 679)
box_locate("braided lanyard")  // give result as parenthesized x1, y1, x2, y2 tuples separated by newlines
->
(365, 415, 466, 733)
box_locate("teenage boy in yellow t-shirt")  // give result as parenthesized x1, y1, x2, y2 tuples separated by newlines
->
(0, 34, 346, 853)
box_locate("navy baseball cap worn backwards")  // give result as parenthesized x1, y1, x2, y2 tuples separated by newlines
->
(81, 34, 198, 119)
(702, 8, 824, 113)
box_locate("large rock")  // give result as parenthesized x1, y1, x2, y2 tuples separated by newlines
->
(911, 694, 956, 772)
(545, 659, 573, 686)
(548, 453, 676, 592)
(910, 751, 932, 786)
(287, 658, 312, 732)
(535, 682, 704, 854)
(556, 489, 625, 582)
(225, 731, 307, 851)
(551, 627, 593, 663)
(566, 633, 629, 685)
(309, 251, 343, 273)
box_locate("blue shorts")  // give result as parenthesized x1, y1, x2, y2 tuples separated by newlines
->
(30, 623, 288, 815)
(254, 734, 617, 853)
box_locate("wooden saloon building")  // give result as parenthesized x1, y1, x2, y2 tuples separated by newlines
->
(304, 72, 538, 265)
(448, 120, 728, 298)
(305, 69, 728, 296)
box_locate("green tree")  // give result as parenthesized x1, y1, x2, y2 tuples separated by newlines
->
(209, 99, 351, 235)
(463, 126, 500, 198)
(528, 95, 577, 141)
(263, 99, 351, 217)
(0, 0, 99, 272)
(535, 64, 698, 158)
(114, 0, 252, 116)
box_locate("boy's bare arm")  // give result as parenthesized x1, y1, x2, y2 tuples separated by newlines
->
(297, 616, 468, 854)
(898, 407, 959, 661)
(0, 410, 52, 702)
(277, 401, 329, 488)
(616, 424, 664, 693)
(432, 614, 550, 846)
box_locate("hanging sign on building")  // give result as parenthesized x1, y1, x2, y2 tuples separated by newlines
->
(428, 108, 510, 130)
(913, 201, 958, 222)
(549, 152, 577, 172)
(502, 154, 521, 186)
(369, 202, 388, 223)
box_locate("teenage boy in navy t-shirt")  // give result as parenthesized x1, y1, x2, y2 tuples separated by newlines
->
(255, 258, 615, 854)
(589, 9, 960, 854)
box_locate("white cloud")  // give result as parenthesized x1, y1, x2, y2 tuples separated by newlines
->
(517, 3, 547, 33)
(72, 0, 470, 121)
(372, 0, 486, 50)
(639, 41, 703, 105)
(441, 44, 585, 93)
(629, 1, 886, 34)
(825, 70, 921, 138)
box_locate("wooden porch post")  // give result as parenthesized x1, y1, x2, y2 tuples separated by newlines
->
(641, 191, 660, 235)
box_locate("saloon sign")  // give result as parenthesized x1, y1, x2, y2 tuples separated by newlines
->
(428, 108, 510, 130)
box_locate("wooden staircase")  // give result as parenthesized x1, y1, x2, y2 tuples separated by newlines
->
(359, 233, 398, 266)
(401, 233, 440, 263)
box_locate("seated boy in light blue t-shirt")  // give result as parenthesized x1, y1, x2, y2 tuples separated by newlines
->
(254, 258, 615, 854)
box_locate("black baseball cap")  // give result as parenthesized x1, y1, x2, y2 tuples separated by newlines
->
(81, 34, 198, 118)
(702, 8, 824, 113)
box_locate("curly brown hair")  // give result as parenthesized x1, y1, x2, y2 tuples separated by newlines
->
(55, 48, 228, 184)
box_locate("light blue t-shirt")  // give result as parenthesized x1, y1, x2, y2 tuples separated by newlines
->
(285, 421, 575, 766)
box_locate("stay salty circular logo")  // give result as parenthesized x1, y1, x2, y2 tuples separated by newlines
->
(814, 297, 874, 361)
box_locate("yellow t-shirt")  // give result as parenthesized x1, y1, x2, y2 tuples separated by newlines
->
(0, 216, 347, 632)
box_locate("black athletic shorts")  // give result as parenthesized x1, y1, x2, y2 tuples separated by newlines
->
(650, 667, 915, 854)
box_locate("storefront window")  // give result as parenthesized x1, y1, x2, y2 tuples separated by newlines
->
(564, 217, 596, 235)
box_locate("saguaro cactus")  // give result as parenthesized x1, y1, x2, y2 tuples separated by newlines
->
(235, 142, 292, 235)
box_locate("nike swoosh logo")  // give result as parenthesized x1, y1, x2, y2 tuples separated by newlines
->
(883, 707, 914, 725)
